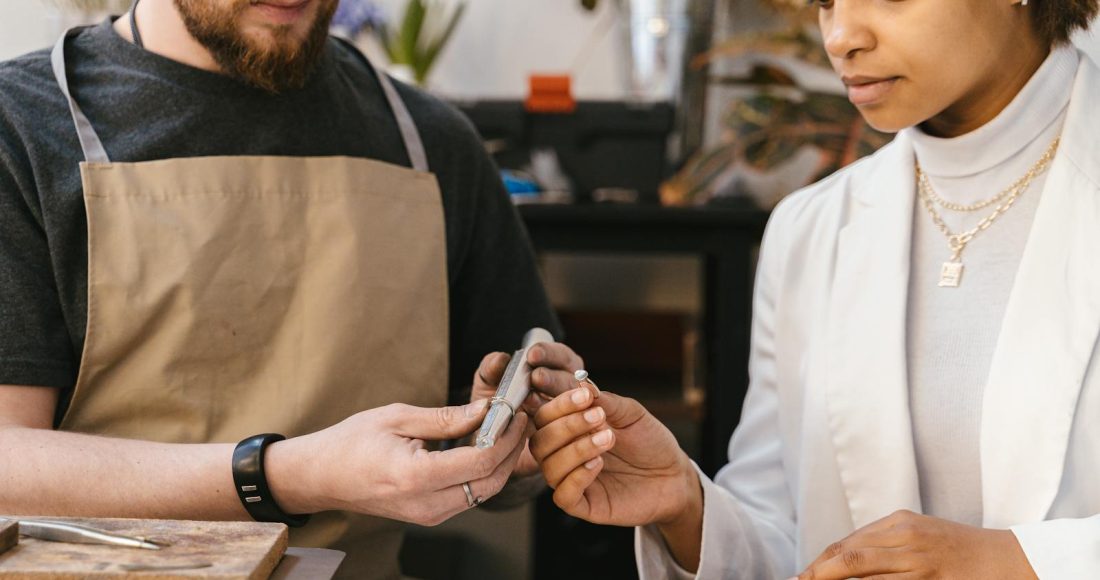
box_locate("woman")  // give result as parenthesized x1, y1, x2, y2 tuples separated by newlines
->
(529, 1, 1100, 578)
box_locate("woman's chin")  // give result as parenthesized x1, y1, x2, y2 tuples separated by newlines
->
(855, 107, 917, 135)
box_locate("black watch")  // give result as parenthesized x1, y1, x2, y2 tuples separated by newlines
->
(231, 433, 311, 527)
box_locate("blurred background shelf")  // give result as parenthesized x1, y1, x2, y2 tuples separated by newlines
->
(519, 203, 768, 478)
(520, 203, 768, 580)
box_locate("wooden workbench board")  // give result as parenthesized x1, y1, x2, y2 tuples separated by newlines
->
(0, 517, 286, 580)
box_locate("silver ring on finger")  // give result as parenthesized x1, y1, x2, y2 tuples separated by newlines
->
(462, 481, 484, 508)
(574, 370, 600, 397)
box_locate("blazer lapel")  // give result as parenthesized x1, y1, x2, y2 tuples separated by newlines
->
(982, 54, 1100, 528)
(825, 133, 923, 529)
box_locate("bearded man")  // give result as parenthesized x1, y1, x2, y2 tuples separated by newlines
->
(0, 1, 574, 577)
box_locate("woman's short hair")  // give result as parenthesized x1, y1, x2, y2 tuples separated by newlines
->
(1034, 0, 1099, 45)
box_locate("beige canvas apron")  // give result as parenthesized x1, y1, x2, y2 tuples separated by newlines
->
(51, 28, 448, 580)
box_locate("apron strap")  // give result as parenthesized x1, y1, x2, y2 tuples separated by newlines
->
(129, 0, 145, 49)
(374, 67, 430, 173)
(333, 37, 430, 173)
(50, 28, 111, 164)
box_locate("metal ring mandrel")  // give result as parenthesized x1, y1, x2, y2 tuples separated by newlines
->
(476, 327, 555, 448)
(574, 370, 600, 397)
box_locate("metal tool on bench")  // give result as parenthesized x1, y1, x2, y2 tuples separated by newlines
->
(18, 519, 165, 550)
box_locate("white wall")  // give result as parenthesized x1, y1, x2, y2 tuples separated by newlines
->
(371, 0, 627, 99)
(6, 1, 1100, 98)
(0, 1, 60, 59)
(0, 0, 629, 98)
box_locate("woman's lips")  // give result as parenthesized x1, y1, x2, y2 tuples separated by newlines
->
(844, 76, 900, 106)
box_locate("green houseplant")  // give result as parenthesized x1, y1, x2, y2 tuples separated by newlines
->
(335, 0, 467, 87)
(658, 1, 891, 208)
(382, 0, 467, 86)
(575, 0, 890, 207)
(576, 0, 890, 207)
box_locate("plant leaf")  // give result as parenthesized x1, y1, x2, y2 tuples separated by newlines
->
(419, 2, 467, 82)
(392, 0, 427, 65)
(380, 22, 399, 63)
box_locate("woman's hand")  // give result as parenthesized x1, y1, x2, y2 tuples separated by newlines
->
(794, 510, 1038, 580)
(529, 384, 704, 570)
(470, 342, 587, 478)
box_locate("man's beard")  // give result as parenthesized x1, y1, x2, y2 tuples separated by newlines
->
(173, 0, 337, 93)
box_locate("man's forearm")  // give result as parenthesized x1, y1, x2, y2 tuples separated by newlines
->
(0, 426, 251, 520)
(0, 397, 518, 526)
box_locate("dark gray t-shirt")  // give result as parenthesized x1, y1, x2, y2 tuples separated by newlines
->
(0, 19, 559, 415)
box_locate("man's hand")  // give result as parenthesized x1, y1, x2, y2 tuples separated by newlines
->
(469, 342, 587, 478)
(267, 399, 528, 527)
(793, 510, 1039, 580)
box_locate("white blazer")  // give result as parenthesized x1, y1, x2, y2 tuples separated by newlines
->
(638, 51, 1100, 580)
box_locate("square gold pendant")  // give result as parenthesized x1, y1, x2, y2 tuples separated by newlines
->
(939, 261, 964, 288)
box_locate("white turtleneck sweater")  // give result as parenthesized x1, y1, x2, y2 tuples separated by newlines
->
(903, 47, 1077, 526)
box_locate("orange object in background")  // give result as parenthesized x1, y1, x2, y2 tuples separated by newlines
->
(525, 74, 576, 113)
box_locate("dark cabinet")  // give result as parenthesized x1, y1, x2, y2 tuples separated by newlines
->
(520, 204, 768, 579)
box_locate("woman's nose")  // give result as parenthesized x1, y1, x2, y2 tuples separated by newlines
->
(822, 2, 875, 60)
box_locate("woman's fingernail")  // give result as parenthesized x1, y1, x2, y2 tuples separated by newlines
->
(583, 407, 604, 424)
(585, 457, 601, 470)
(571, 388, 590, 405)
(528, 347, 542, 363)
(592, 429, 612, 447)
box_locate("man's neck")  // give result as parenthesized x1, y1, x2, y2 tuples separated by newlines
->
(112, 0, 222, 73)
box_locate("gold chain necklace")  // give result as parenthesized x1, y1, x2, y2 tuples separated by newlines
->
(916, 139, 1059, 212)
(916, 137, 1060, 288)
(916, 170, 1012, 212)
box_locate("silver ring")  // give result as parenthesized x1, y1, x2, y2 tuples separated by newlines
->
(489, 396, 516, 418)
(574, 370, 600, 397)
(462, 481, 483, 508)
